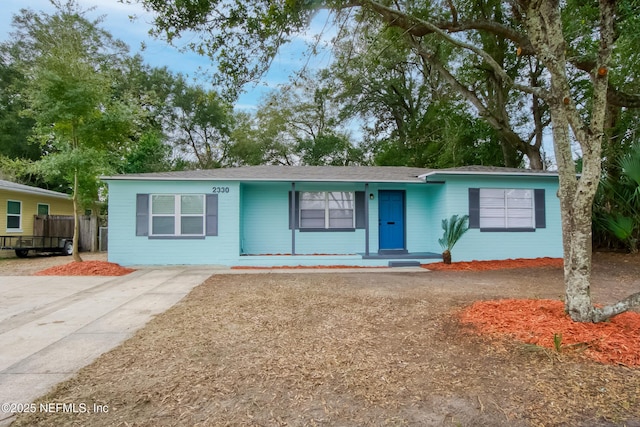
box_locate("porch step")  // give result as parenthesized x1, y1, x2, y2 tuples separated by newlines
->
(379, 249, 409, 255)
(388, 261, 421, 268)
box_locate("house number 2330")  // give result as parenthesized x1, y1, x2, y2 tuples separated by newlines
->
(212, 187, 230, 193)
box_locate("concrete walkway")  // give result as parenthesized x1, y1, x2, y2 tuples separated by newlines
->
(0, 268, 215, 425)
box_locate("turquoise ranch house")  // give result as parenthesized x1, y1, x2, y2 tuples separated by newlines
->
(102, 165, 562, 267)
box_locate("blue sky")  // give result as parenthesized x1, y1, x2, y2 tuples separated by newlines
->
(0, 0, 336, 111)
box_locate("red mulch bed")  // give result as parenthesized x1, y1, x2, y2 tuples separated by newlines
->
(423, 257, 564, 271)
(460, 299, 640, 367)
(34, 261, 135, 276)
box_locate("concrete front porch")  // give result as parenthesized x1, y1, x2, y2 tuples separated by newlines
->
(361, 251, 441, 260)
(235, 251, 442, 268)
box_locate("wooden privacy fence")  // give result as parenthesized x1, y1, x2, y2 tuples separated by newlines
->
(33, 215, 98, 252)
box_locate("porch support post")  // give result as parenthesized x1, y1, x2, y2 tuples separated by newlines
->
(291, 182, 296, 255)
(364, 182, 370, 257)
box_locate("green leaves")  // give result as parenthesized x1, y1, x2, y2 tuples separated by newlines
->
(602, 214, 637, 253)
(170, 78, 234, 169)
(438, 214, 470, 252)
(603, 214, 635, 241)
(32, 144, 110, 207)
(620, 143, 640, 190)
(121, 131, 173, 174)
(141, 0, 318, 100)
(10, 1, 137, 210)
(595, 142, 640, 253)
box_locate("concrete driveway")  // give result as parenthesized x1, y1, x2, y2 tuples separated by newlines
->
(0, 268, 215, 425)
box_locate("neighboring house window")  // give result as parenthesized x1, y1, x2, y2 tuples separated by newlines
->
(151, 194, 205, 236)
(135, 193, 218, 238)
(37, 204, 50, 215)
(469, 188, 546, 231)
(300, 191, 355, 229)
(289, 191, 366, 231)
(7, 200, 22, 231)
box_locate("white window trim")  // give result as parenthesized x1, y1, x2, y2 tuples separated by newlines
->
(149, 194, 205, 237)
(37, 203, 50, 216)
(6, 200, 23, 233)
(299, 191, 355, 229)
(479, 188, 535, 229)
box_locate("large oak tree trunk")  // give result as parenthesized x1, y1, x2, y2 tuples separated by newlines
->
(550, 109, 599, 322)
(527, 0, 640, 322)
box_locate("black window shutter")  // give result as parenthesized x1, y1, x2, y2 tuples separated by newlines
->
(136, 194, 149, 236)
(355, 191, 365, 229)
(206, 194, 218, 236)
(468, 188, 480, 229)
(534, 189, 546, 228)
(288, 191, 300, 229)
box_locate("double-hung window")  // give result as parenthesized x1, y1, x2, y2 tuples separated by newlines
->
(479, 189, 534, 229)
(150, 194, 205, 237)
(7, 200, 21, 231)
(299, 191, 355, 229)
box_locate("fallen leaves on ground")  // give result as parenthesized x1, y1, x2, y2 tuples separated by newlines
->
(424, 257, 563, 271)
(460, 299, 640, 366)
(11, 271, 640, 427)
(34, 260, 135, 276)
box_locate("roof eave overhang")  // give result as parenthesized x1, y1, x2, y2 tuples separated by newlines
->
(2, 187, 71, 199)
(419, 170, 559, 179)
(101, 176, 426, 184)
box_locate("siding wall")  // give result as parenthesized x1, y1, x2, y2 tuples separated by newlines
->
(107, 180, 240, 266)
(241, 182, 437, 256)
(241, 182, 369, 255)
(241, 183, 290, 255)
(107, 174, 562, 266)
(437, 175, 562, 262)
(0, 189, 73, 235)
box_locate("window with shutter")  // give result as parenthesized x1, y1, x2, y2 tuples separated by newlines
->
(469, 188, 545, 231)
(299, 191, 355, 230)
(136, 194, 214, 238)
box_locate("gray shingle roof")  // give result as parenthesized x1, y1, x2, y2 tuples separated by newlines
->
(102, 165, 432, 183)
(102, 165, 558, 183)
(0, 180, 71, 199)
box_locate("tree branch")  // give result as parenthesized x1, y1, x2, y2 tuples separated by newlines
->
(346, 0, 534, 53)
(593, 291, 640, 322)
(607, 88, 640, 108)
(409, 38, 535, 161)
(357, 0, 545, 99)
(571, 58, 640, 108)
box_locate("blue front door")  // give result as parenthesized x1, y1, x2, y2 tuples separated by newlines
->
(378, 190, 405, 251)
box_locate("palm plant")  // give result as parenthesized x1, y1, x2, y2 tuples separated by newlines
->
(594, 142, 640, 253)
(438, 214, 469, 264)
(603, 214, 637, 253)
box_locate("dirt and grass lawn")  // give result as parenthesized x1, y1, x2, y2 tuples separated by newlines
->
(8, 252, 640, 426)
